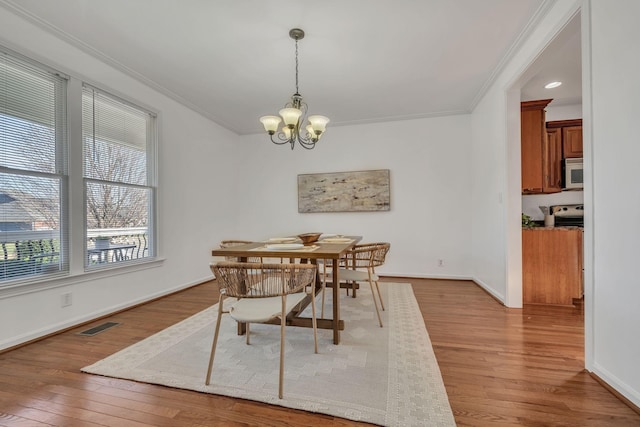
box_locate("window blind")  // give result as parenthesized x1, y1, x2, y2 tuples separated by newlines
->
(0, 49, 68, 285)
(82, 85, 155, 267)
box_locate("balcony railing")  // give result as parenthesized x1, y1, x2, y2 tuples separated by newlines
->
(1, 227, 149, 281)
(86, 227, 149, 262)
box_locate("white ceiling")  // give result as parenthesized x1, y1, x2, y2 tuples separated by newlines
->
(1, 0, 580, 135)
(521, 14, 581, 106)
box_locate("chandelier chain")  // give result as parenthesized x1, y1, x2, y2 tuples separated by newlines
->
(295, 38, 299, 94)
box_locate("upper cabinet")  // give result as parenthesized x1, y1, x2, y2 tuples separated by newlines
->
(521, 99, 557, 194)
(547, 119, 583, 158)
(544, 127, 563, 192)
(521, 100, 583, 194)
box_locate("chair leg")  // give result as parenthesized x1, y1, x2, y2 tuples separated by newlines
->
(369, 279, 383, 327)
(345, 279, 357, 297)
(246, 323, 251, 345)
(321, 261, 327, 318)
(374, 280, 385, 311)
(279, 296, 286, 399)
(310, 283, 318, 354)
(205, 297, 225, 385)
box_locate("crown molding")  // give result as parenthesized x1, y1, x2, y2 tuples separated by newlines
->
(468, 0, 559, 111)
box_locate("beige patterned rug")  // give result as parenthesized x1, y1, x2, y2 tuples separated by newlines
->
(82, 282, 455, 426)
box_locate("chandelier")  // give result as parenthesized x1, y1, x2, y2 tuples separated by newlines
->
(259, 28, 329, 150)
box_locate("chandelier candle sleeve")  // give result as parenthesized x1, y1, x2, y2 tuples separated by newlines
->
(259, 28, 329, 150)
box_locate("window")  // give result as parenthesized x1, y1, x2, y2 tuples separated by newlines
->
(0, 50, 68, 284)
(0, 46, 158, 287)
(82, 85, 156, 268)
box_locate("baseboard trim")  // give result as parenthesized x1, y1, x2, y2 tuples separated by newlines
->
(471, 277, 506, 305)
(383, 274, 507, 306)
(589, 371, 640, 416)
(0, 276, 213, 354)
(383, 272, 473, 281)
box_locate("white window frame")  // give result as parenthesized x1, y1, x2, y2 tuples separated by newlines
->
(0, 46, 69, 286)
(81, 84, 157, 271)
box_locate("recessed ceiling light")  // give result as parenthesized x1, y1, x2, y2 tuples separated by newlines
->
(545, 81, 562, 89)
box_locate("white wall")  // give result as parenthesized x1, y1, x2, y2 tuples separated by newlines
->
(237, 115, 473, 279)
(545, 102, 582, 121)
(470, 87, 510, 302)
(0, 9, 239, 349)
(588, 0, 640, 407)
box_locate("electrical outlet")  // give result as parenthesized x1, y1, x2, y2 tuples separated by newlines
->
(437, 259, 444, 267)
(61, 293, 72, 307)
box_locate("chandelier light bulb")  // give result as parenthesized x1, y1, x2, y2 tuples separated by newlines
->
(305, 124, 315, 138)
(282, 126, 292, 139)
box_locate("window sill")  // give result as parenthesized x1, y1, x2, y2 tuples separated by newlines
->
(0, 257, 166, 300)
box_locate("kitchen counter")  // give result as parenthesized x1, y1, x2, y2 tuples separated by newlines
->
(522, 227, 583, 305)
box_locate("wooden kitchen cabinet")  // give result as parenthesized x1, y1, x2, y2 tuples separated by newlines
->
(522, 228, 583, 305)
(547, 119, 583, 158)
(544, 128, 563, 192)
(563, 125, 583, 158)
(521, 99, 561, 193)
(521, 99, 553, 194)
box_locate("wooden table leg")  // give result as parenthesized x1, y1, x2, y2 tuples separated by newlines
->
(237, 255, 247, 335)
(332, 258, 340, 344)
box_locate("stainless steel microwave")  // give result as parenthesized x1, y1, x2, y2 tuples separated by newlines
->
(563, 158, 583, 189)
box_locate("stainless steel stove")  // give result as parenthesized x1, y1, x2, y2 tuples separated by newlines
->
(550, 204, 584, 227)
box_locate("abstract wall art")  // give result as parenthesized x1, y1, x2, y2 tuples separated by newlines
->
(297, 169, 390, 213)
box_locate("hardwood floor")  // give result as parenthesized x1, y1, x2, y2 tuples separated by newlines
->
(1, 278, 639, 426)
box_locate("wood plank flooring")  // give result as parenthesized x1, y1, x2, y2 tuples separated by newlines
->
(1, 278, 639, 426)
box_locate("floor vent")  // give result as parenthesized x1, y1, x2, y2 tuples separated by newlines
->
(78, 322, 121, 336)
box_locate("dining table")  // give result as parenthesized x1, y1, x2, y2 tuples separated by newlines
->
(211, 236, 362, 344)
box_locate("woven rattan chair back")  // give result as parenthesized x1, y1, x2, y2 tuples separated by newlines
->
(371, 242, 390, 267)
(211, 261, 316, 298)
(344, 242, 390, 269)
(219, 239, 252, 247)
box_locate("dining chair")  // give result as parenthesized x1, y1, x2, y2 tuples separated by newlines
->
(206, 261, 318, 399)
(324, 242, 390, 327)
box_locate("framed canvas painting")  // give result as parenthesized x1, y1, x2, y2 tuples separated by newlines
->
(297, 169, 390, 213)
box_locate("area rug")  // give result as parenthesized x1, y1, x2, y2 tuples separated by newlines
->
(82, 282, 455, 426)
